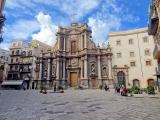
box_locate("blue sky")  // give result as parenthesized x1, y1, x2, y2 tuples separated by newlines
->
(0, 0, 151, 50)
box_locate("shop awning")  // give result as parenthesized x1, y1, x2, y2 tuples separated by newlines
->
(1, 80, 24, 85)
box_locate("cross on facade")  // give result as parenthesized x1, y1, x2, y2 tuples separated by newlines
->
(71, 12, 77, 22)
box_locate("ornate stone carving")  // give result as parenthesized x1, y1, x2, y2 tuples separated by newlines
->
(102, 67, 107, 77)
(156, 28, 160, 45)
(71, 58, 78, 67)
(52, 66, 56, 76)
(91, 64, 95, 74)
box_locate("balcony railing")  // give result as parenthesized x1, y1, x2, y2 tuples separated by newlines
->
(148, 2, 159, 35)
(9, 53, 20, 56)
(153, 45, 158, 58)
(20, 69, 31, 73)
(19, 62, 32, 65)
(8, 62, 19, 65)
(7, 69, 19, 73)
(20, 54, 32, 57)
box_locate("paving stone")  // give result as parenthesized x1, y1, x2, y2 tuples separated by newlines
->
(0, 89, 160, 120)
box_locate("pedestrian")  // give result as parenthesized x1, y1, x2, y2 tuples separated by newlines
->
(115, 83, 119, 93)
(104, 84, 109, 91)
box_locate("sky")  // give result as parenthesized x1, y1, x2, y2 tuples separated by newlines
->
(0, 0, 151, 50)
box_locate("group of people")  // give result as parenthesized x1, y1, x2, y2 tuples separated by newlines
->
(115, 83, 127, 96)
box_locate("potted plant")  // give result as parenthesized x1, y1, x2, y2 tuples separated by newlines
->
(58, 85, 64, 93)
(40, 85, 44, 93)
(147, 85, 159, 98)
(43, 87, 47, 94)
(126, 88, 132, 97)
(78, 85, 83, 90)
(57, 85, 63, 90)
(98, 84, 103, 90)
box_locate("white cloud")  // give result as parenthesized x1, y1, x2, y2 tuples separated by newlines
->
(3, 19, 40, 39)
(32, 12, 58, 46)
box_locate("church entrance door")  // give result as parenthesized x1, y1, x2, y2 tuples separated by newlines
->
(70, 72, 77, 87)
(91, 78, 96, 87)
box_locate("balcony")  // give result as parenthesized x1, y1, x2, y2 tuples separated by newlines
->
(153, 44, 160, 59)
(20, 69, 31, 73)
(148, 2, 159, 35)
(9, 53, 20, 56)
(20, 54, 32, 58)
(7, 69, 19, 73)
(19, 62, 32, 65)
(8, 62, 19, 65)
(34, 68, 39, 72)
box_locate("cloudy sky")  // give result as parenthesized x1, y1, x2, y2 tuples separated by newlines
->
(0, 0, 151, 50)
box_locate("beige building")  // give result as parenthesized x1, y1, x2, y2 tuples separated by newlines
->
(109, 27, 157, 88)
(6, 39, 52, 89)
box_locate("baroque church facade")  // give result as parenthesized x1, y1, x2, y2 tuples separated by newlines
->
(38, 22, 114, 88)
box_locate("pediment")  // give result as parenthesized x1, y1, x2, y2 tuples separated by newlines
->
(66, 29, 81, 35)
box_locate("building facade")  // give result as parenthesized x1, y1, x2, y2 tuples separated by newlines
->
(148, 0, 160, 90)
(0, 48, 9, 82)
(0, 0, 6, 43)
(37, 22, 113, 89)
(109, 28, 157, 88)
(7, 39, 52, 89)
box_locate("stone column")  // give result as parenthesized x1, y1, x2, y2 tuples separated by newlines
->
(56, 58, 59, 80)
(84, 58, 88, 79)
(47, 59, 51, 80)
(108, 55, 112, 79)
(39, 60, 42, 80)
(63, 58, 66, 79)
(81, 35, 83, 50)
(81, 60, 83, 78)
(58, 34, 60, 50)
(84, 32, 87, 48)
(98, 56, 101, 79)
(63, 37, 65, 51)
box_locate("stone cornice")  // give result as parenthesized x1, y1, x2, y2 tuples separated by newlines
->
(108, 27, 148, 37)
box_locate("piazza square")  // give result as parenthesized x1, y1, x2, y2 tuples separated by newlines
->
(0, 89, 160, 120)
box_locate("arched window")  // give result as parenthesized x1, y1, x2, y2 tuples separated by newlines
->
(133, 79, 140, 87)
(147, 79, 154, 85)
(117, 71, 125, 86)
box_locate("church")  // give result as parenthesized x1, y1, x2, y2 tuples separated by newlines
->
(37, 22, 114, 89)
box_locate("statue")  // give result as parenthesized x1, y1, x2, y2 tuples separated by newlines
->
(52, 66, 56, 76)
(44, 70, 47, 78)
(91, 64, 95, 73)
(102, 42, 105, 49)
(103, 67, 107, 76)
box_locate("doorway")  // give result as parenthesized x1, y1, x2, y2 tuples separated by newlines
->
(70, 72, 77, 87)
(117, 71, 125, 86)
(91, 78, 96, 87)
(147, 79, 154, 86)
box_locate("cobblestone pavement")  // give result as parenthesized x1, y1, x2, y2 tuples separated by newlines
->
(0, 89, 160, 120)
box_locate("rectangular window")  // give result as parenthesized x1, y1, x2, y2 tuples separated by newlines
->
(117, 41, 120, 45)
(71, 41, 76, 53)
(13, 43, 16, 46)
(12, 51, 14, 55)
(130, 62, 135, 66)
(146, 61, 151, 65)
(143, 37, 148, 42)
(130, 52, 134, 57)
(117, 53, 121, 58)
(129, 39, 133, 44)
(145, 50, 149, 55)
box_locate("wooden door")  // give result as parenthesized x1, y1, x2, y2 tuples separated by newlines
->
(70, 72, 77, 87)
(91, 78, 96, 87)
(148, 79, 154, 85)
